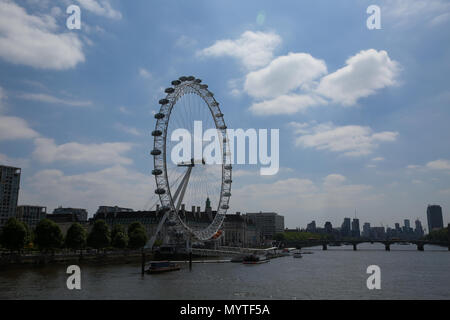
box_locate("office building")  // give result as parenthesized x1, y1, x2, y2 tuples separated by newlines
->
(341, 218, 351, 237)
(246, 212, 284, 241)
(53, 207, 88, 222)
(92, 201, 261, 247)
(427, 205, 444, 232)
(324, 221, 333, 234)
(370, 226, 386, 240)
(362, 222, 371, 238)
(46, 212, 84, 236)
(0, 165, 21, 229)
(351, 218, 360, 238)
(96, 206, 134, 214)
(404, 219, 410, 229)
(415, 219, 424, 238)
(16, 205, 47, 229)
(403, 219, 413, 235)
(220, 212, 260, 247)
(306, 220, 317, 233)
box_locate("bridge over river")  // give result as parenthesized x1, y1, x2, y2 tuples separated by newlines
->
(282, 239, 450, 251)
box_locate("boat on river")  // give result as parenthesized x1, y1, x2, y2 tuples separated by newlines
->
(242, 254, 270, 264)
(230, 255, 245, 263)
(146, 261, 180, 274)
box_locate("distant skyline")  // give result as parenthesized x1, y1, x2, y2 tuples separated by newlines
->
(0, 0, 450, 229)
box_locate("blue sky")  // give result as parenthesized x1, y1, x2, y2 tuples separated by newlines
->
(0, 0, 449, 229)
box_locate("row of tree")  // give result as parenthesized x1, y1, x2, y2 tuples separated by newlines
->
(0, 217, 148, 253)
(425, 226, 449, 242)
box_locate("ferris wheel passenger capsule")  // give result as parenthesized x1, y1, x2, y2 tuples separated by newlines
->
(150, 149, 161, 156)
(152, 169, 162, 176)
(155, 188, 166, 195)
(151, 130, 162, 136)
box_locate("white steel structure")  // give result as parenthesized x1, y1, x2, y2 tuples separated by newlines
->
(147, 76, 232, 248)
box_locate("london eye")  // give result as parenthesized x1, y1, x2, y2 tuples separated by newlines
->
(147, 76, 232, 248)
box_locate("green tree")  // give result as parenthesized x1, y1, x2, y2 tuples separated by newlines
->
(111, 224, 128, 248)
(87, 220, 111, 251)
(128, 222, 144, 235)
(112, 231, 128, 249)
(23, 223, 33, 246)
(34, 219, 63, 252)
(0, 218, 28, 252)
(283, 231, 321, 242)
(65, 223, 87, 252)
(425, 227, 449, 242)
(111, 224, 125, 240)
(274, 233, 285, 242)
(127, 222, 148, 249)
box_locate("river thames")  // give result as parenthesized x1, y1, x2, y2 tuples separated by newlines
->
(1, 243, 449, 300)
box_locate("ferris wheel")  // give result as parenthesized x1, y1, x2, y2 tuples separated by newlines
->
(147, 76, 232, 247)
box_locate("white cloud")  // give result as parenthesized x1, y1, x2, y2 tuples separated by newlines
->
(118, 106, 134, 115)
(323, 174, 347, 187)
(0, 115, 39, 141)
(236, 178, 319, 199)
(139, 68, 151, 79)
(0, 86, 6, 112)
(21, 166, 154, 214)
(76, 0, 122, 19)
(0, 153, 29, 168)
(383, 0, 450, 27)
(232, 167, 294, 178)
(175, 35, 197, 48)
(244, 52, 327, 99)
(200, 30, 400, 116)
(290, 122, 398, 157)
(198, 31, 281, 70)
(372, 157, 385, 162)
(316, 49, 399, 106)
(430, 12, 450, 26)
(228, 79, 243, 97)
(426, 159, 450, 170)
(233, 169, 257, 178)
(115, 123, 141, 136)
(249, 94, 326, 115)
(231, 174, 378, 226)
(19, 93, 92, 107)
(32, 138, 134, 165)
(0, 1, 85, 70)
(50, 6, 63, 18)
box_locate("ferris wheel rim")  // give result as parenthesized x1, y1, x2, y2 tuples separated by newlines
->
(151, 76, 232, 241)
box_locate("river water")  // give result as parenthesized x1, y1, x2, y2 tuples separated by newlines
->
(1, 243, 449, 300)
